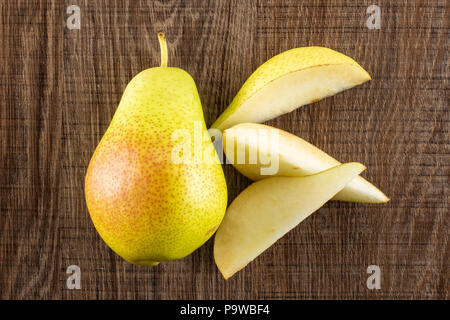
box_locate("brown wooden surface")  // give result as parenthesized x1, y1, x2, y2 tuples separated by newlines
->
(0, 0, 448, 299)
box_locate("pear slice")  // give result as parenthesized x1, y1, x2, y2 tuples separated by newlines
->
(211, 47, 371, 131)
(214, 162, 366, 279)
(223, 123, 389, 203)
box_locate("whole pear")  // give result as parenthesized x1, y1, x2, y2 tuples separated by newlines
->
(85, 33, 227, 266)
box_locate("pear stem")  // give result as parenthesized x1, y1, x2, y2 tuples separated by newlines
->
(157, 32, 168, 67)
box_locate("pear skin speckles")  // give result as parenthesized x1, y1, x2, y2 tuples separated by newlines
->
(85, 67, 227, 264)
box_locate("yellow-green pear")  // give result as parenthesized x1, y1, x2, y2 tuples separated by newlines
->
(85, 33, 227, 266)
(223, 123, 389, 203)
(212, 47, 371, 131)
(214, 162, 365, 279)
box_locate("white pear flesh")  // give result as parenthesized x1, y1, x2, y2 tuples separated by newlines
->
(214, 64, 370, 131)
(235, 65, 360, 122)
(223, 123, 389, 203)
(214, 162, 366, 279)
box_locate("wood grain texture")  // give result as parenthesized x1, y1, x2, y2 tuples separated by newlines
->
(0, 0, 448, 299)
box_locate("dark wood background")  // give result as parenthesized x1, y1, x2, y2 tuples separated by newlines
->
(0, 0, 448, 299)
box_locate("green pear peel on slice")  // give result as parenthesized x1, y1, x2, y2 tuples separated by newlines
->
(223, 123, 389, 203)
(211, 47, 371, 131)
(214, 162, 366, 279)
